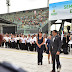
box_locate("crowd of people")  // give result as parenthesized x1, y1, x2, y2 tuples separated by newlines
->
(0, 8, 48, 29)
(0, 31, 72, 72)
(0, 33, 48, 52)
(1, 33, 37, 51)
(1, 32, 72, 52)
(61, 32, 72, 54)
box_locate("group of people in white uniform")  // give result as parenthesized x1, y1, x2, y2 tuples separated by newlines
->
(1, 32, 72, 51)
(68, 32, 72, 49)
(68, 32, 72, 44)
(1, 33, 47, 52)
(0, 31, 72, 72)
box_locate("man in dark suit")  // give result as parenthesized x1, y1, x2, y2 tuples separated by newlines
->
(67, 33, 70, 52)
(50, 30, 62, 72)
(67, 33, 70, 43)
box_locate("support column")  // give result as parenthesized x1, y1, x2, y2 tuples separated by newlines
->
(62, 20, 65, 30)
(15, 26, 17, 34)
(55, 24, 56, 30)
(0, 25, 3, 34)
(48, 21, 51, 35)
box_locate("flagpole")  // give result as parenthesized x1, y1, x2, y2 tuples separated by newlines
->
(61, 20, 65, 41)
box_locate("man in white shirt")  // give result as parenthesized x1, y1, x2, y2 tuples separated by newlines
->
(19, 35, 23, 50)
(8, 35, 11, 48)
(4, 35, 9, 48)
(20, 35, 26, 50)
(34, 34, 37, 42)
(26, 34, 31, 51)
(11, 35, 15, 48)
(1, 34, 4, 47)
(30, 35, 35, 51)
(17, 35, 20, 49)
(34, 34, 38, 51)
(14, 35, 17, 49)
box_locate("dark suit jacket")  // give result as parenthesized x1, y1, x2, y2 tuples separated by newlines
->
(50, 35, 62, 54)
(67, 35, 70, 43)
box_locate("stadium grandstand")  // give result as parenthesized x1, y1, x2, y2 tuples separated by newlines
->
(0, 7, 49, 34)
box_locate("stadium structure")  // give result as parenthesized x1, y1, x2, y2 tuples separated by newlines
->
(0, 7, 49, 34)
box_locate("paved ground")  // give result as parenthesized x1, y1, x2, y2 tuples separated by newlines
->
(0, 48, 72, 72)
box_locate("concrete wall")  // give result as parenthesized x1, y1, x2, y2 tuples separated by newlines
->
(3, 26, 16, 34)
(0, 23, 17, 34)
(42, 23, 48, 33)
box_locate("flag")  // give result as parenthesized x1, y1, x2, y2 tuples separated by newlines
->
(61, 25, 64, 41)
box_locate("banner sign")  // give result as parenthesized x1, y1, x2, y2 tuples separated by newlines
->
(49, 0, 72, 21)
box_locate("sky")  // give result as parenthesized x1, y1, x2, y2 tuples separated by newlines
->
(49, 0, 70, 4)
(0, 0, 48, 14)
(0, 0, 70, 14)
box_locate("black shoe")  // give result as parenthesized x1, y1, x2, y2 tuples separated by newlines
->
(59, 65, 61, 69)
(38, 63, 40, 65)
(51, 70, 55, 72)
(57, 65, 61, 72)
(38, 61, 40, 65)
(41, 62, 42, 65)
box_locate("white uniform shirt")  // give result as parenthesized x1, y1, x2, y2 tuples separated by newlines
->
(34, 36, 37, 42)
(14, 37, 17, 43)
(4, 37, 9, 42)
(9, 37, 11, 42)
(30, 38, 35, 44)
(17, 37, 20, 40)
(44, 38, 47, 44)
(11, 38, 14, 42)
(26, 37, 31, 43)
(21, 38, 26, 43)
(20, 37, 23, 43)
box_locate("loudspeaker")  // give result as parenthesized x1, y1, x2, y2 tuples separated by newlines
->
(67, 26, 70, 30)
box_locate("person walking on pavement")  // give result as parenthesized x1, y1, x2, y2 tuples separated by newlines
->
(50, 30, 62, 72)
